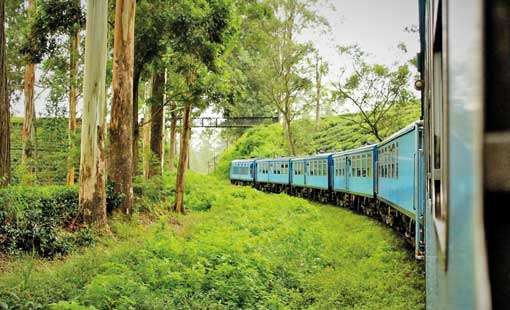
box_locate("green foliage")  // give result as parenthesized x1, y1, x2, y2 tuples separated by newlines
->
(0, 186, 87, 257)
(217, 104, 421, 177)
(0, 184, 127, 257)
(10, 117, 78, 185)
(21, 0, 84, 63)
(0, 173, 424, 309)
(333, 44, 417, 141)
(216, 123, 287, 177)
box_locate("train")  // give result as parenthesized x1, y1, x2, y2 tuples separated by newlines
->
(230, 1, 510, 309)
(230, 121, 425, 258)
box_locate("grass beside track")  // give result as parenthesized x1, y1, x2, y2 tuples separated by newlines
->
(0, 173, 425, 309)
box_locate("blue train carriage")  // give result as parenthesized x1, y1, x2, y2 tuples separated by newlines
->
(255, 158, 292, 193)
(331, 145, 377, 214)
(290, 153, 333, 202)
(376, 121, 425, 258)
(229, 159, 256, 185)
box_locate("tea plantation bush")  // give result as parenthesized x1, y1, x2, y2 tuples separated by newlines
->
(0, 183, 126, 257)
(0, 173, 425, 309)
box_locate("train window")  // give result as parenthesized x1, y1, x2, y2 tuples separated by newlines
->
(395, 144, 399, 178)
(356, 155, 362, 177)
(361, 155, 367, 177)
(352, 157, 356, 177)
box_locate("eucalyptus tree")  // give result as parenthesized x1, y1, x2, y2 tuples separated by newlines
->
(310, 50, 329, 129)
(109, 0, 136, 215)
(166, 0, 237, 213)
(131, 0, 172, 175)
(24, 0, 84, 185)
(332, 45, 416, 141)
(258, 0, 329, 155)
(217, 0, 277, 143)
(148, 68, 165, 177)
(0, 0, 9, 186)
(21, 0, 37, 169)
(79, 0, 109, 230)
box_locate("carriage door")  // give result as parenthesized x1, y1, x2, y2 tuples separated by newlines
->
(346, 156, 351, 191)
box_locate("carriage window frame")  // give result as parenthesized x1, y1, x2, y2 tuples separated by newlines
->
(429, 0, 449, 263)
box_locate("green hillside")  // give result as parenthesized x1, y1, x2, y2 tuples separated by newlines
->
(217, 103, 421, 177)
(9, 117, 79, 184)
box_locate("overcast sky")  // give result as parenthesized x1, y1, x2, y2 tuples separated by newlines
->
(300, 0, 419, 82)
(302, 0, 419, 70)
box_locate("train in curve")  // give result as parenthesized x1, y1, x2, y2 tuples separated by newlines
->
(230, 0, 510, 309)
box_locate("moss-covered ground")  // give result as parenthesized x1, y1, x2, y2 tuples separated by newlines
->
(0, 173, 425, 309)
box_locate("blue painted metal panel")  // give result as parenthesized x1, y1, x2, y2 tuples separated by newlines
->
(302, 154, 333, 190)
(333, 145, 377, 198)
(290, 158, 306, 187)
(332, 153, 348, 191)
(376, 123, 419, 217)
(255, 159, 270, 183)
(426, 1, 490, 308)
(229, 159, 255, 182)
(266, 158, 291, 185)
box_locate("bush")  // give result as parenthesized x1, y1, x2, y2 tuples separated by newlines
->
(0, 186, 116, 257)
(0, 186, 82, 257)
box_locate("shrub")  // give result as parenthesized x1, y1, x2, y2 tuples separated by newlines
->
(0, 186, 82, 257)
(0, 186, 116, 257)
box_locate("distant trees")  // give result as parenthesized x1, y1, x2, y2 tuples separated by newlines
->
(79, 0, 109, 230)
(166, 0, 237, 213)
(311, 50, 329, 129)
(148, 69, 165, 177)
(0, 0, 9, 187)
(109, 0, 136, 215)
(332, 45, 415, 141)
(19, 0, 84, 184)
(21, 0, 37, 171)
(66, 0, 81, 186)
(258, 0, 328, 155)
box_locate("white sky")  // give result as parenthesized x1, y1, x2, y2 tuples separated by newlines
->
(300, 0, 420, 81)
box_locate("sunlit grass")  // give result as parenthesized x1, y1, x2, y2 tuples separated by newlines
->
(0, 173, 424, 309)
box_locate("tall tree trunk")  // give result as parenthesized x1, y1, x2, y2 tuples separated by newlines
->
(79, 0, 109, 231)
(109, 0, 136, 215)
(21, 0, 36, 170)
(168, 102, 177, 171)
(187, 125, 191, 170)
(142, 108, 150, 179)
(173, 103, 191, 214)
(314, 53, 322, 130)
(132, 70, 141, 175)
(315, 74, 320, 130)
(149, 70, 164, 178)
(67, 29, 79, 186)
(0, 0, 9, 187)
(284, 115, 296, 155)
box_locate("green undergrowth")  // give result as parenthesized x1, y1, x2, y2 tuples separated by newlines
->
(0, 173, 425, 309)
(217, 103, 421, 178)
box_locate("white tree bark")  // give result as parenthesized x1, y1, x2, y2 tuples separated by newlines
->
(79, 0, 109, 230)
